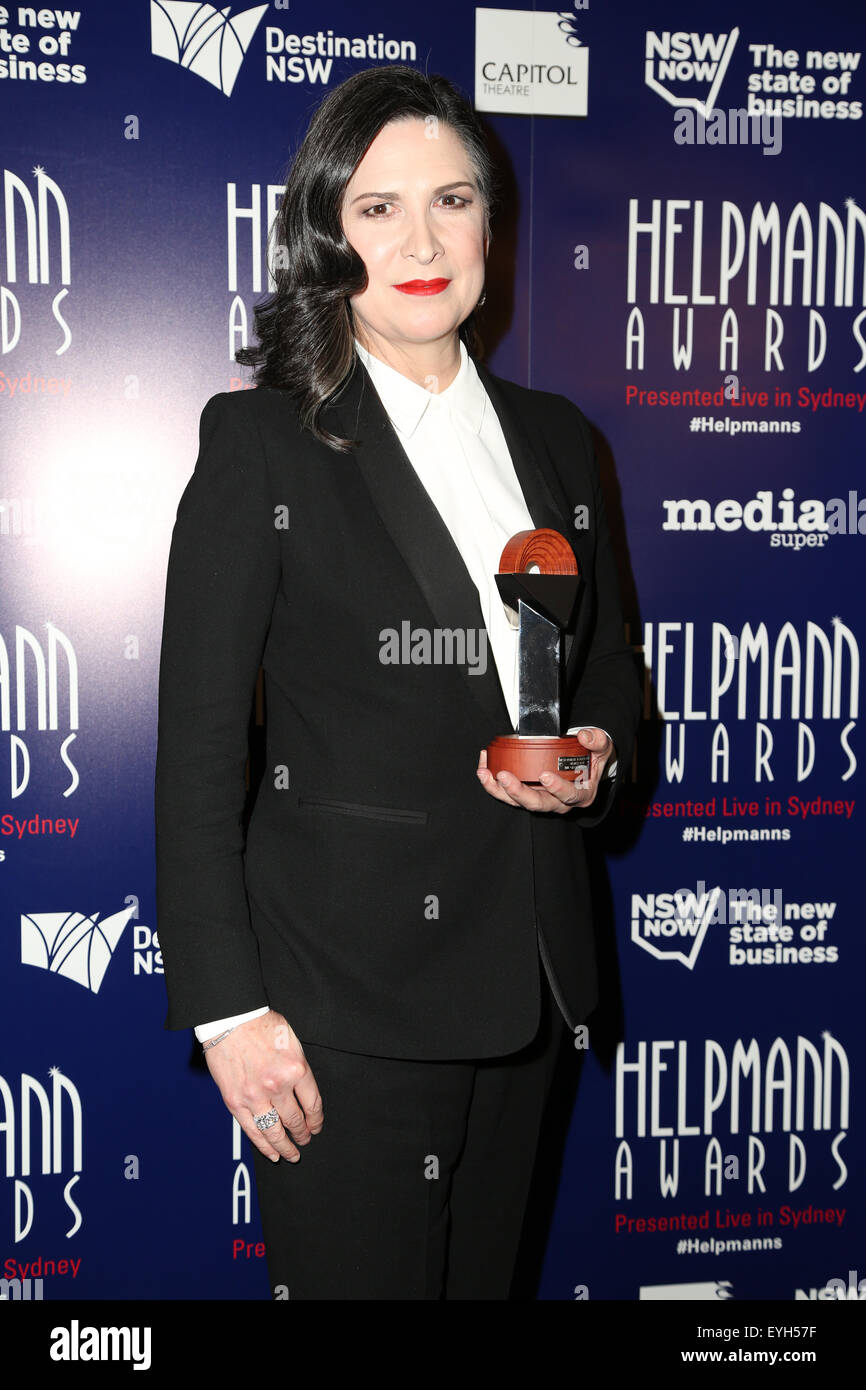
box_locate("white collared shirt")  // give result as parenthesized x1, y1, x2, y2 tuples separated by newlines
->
(195, 340, 613, 1042)
(356, 336, 535, 730)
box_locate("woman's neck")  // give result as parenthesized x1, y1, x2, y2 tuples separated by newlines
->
(354, 330, 462, 391)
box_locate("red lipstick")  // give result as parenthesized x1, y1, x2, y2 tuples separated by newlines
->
(393, 278, 451, 295)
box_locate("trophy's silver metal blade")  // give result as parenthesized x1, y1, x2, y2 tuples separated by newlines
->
(517, 600, 561, 736)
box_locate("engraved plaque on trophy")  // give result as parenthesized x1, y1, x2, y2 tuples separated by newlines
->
(485, 528, 590, 785)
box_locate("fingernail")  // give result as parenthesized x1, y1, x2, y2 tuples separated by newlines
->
(289, 1154, 301, 1163)
(270, 1154, 280, 1163)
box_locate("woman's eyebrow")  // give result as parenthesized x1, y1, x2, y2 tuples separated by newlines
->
(432, 181, 477, 195)
(348, 180, 477, 206)
(348, 189, 399, 204)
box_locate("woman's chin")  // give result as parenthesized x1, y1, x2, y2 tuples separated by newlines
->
(391, 308, 468, 346)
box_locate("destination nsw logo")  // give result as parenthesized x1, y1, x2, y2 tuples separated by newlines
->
(662, 488, 865, 549)
(20, 906, 135, 993)
(150, 2, 268, 97)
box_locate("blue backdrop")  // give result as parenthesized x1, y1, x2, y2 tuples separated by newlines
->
(1, 0, 862, 1304)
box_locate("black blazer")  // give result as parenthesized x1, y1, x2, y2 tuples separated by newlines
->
(154, 355, 640, 1059)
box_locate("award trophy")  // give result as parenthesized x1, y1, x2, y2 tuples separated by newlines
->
(485, 528, 590, 785)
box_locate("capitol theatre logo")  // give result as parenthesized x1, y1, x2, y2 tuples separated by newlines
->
(475, 8, 588, 116)
(150, 2, 268, 96)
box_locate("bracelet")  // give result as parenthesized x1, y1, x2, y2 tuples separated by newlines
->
(202, 1026, 237, 1052)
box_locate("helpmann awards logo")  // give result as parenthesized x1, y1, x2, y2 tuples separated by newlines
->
(150, 2, 268, 97)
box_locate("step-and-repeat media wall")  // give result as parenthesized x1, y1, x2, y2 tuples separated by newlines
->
(1, 1, 862, 1301)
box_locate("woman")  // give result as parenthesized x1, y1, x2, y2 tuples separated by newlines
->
(155, 65, 640, 1300)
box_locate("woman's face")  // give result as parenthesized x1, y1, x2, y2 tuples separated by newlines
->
(341, 117, 488, 362)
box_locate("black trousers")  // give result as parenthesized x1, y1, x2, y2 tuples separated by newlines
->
(251, 960, 568, 1299)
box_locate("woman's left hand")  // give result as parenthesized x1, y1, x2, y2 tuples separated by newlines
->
(476, 726, 614, 814)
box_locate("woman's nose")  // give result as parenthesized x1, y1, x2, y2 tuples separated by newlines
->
(400, 212, 443, 264)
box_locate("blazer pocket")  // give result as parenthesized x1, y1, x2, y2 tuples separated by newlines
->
(297, 796, 428, 827)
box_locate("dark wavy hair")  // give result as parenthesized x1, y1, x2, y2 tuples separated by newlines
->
(234, 65, 496, 452)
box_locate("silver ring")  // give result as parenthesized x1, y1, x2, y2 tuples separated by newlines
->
(253, 1107, 279, 1132)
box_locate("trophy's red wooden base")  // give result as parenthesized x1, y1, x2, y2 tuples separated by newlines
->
(486, 734, 590, 785)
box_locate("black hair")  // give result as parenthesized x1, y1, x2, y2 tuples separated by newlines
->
(234, 65, 495, 451)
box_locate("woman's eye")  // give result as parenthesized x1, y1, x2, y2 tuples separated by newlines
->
(364, 203, 391, 217)
(439, 194, 467, 208)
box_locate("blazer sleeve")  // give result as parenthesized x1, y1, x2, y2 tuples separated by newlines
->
(154, 392, 281, 1028)
(561, 400, 641, 827)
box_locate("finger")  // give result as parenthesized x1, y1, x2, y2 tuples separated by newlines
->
(566, 783, 598, 808)
(537, 770, 587, 801)
(234, 1108, 300, 1165)
(494, 769, 545, 808)
(488, 767, 579, 813)
(576, 731, 611, 767)
(489, 772, 566, 813)
(292, 1064, 324, 1135)
(249, 1104, 304, 1160)
(576, 728, 612, 752)
(522, 789, 580, 814)
(540, 771, 598, 809)
(477, 749, 516, 793)
(480, 756, 593, 812)
(254, 1102, 307, 1159)
(499, 767, 587, 808)
(477, 762, 522, 806)
(268, 1088, 315, 1146)
(261, 1037, 324, 1137)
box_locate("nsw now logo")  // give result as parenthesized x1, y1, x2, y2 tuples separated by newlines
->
(631, 886, 722, 969)
(645, 30, 739, 117)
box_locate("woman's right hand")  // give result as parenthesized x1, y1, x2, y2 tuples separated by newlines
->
(204, 1010, 323, 1163)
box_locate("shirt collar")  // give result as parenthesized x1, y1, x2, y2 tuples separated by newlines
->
(354, 338, 487, 439)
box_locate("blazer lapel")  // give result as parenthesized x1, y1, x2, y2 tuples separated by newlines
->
(475, 362, 588, 681)
(327, 359, 510, 731)
(474, 363, 568, 536)
(326, 354, 587, 729)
